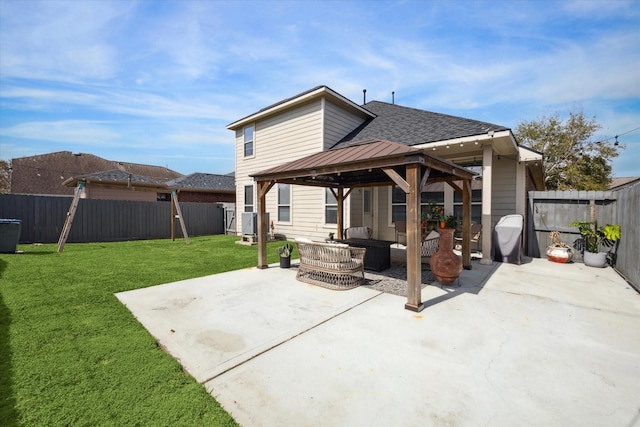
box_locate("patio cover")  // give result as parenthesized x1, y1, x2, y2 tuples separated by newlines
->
(250, 139, 476, 312)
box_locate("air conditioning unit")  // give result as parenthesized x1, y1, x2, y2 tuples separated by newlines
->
(241, 212, 269, 236)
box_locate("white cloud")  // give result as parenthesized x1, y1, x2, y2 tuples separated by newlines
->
(0, 1, 130, 82)
(0, 120, 121, 145)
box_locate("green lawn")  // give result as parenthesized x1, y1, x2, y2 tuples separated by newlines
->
(0, 235, 291, 426)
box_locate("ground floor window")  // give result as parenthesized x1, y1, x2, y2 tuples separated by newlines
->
(325, 188, 337, 224)
(278, 183, 291, 222)
(244, 185, 253, 212)
(390, 186, 446, 223)
(453, 189, 482, 224)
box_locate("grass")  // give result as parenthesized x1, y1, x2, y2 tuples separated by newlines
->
(0, 235, 292, 426)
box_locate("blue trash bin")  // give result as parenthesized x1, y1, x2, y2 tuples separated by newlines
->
(0, 219, 22, 253)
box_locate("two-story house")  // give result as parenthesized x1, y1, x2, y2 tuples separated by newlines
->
(228, 85, 543, 265)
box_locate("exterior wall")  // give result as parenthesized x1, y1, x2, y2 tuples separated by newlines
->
(235, 97, 368, 241)
(378, 186, 395, 241)
(491, 155, 518, 226)
(323, 100, 367, 150)
(83, 185, 157, 202)
(235, 99, 324, 239)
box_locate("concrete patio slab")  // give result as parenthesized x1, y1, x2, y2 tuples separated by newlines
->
(116, 265, 380, 382)
(117, 258, 640, 427)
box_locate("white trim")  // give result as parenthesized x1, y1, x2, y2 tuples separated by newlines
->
(516, 161, 526, 216)
(227, 86, 374, 130)
(414, 130, 512, 150)
(242, 124, 255, 159)
(480, 144, 493, 264)
(518, 145, 543, 162)
(277, 183, 292, 224)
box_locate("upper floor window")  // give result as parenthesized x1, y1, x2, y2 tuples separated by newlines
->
(244, 185, 253, 212)
(278, 184, 291, 222)
(243, 125, 254, 157)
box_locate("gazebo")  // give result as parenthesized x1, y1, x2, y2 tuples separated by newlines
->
(250, 140, 476, 312)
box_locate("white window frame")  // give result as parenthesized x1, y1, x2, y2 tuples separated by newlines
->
(243, 125, 254, 158)
(277, 183, 292, 223)
(244, 185, 254, 213)
(325, 188, 337, 225)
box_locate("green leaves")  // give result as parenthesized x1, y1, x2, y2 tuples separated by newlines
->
(515, 111, 622, 190)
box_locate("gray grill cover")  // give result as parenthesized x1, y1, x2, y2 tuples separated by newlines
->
(492, 214, 523, 264)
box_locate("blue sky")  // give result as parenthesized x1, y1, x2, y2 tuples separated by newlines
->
(1, 0, 639, 177)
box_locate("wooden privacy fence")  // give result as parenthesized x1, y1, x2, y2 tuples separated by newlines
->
(528, 184, 639, 291)
(0, 194, 224, 244)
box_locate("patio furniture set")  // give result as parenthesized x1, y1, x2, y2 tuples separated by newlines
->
(294, 226, 468, 290)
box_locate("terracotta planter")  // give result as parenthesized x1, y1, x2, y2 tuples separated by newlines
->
(430, 228, 462, 284)
(546, 246, 573, 263)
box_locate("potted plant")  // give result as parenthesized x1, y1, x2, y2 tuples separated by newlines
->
(569, 221, 621, 268)
(277, 243, 294, 268)
(444, 215, 457, 229)
(437, 209, 446, 229)
(546, 230, 573, 263)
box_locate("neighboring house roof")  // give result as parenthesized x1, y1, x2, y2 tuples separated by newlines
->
(334, 101, 510, 149)
(63, 170, 237, 195)
(10, 151, 182, 195)
(608, 176, 640, 190)
(63, 169, 168, 188)
(226, 85, 374, 130)
(166, 173, 235, 193)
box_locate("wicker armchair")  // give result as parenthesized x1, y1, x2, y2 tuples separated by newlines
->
(421, 230, 440, 257)
(295, 239, 366, 290)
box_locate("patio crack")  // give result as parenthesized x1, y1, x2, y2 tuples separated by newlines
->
(201, 291, 385, 383)
(482, 327, 511, 425)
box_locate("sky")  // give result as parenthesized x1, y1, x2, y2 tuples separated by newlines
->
(1, 0, 639, 178)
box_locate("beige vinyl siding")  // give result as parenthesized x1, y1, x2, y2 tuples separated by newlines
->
(491, 156, 517, 225)
(235, 100, 325, 236)
(378, 186, 396, 241)
(323, 100, 368, 150)
(349, 190, 363, 226)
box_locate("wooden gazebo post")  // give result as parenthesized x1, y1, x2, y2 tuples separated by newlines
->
(405, 163, 424, 312)
(257, 180, 274, 269)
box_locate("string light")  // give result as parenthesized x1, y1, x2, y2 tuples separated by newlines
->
(595, 125, 640, 145)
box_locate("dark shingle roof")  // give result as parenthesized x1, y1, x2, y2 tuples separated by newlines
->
(333, 101, 509, 149)
(166, 173, 235, 192)
(80, 169, 167, 186)
(10, 151, 183, 195)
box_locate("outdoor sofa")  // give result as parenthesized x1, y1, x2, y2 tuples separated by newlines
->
(294, 238, 366, 290)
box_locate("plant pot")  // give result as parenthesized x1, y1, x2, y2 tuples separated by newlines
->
(583, 251, 607, 268)
(546, 246, 573, 263)
(430, 228, 462, 284)
(280, 256, 291, 268)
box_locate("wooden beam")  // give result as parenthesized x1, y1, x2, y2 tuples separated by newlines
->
(171, 190, 190, 245)
(405, 163, 424, 312)
(57, 182, 84, 253)
(462, 178, 471, 269)
(344, 187, 355, 199)
(258, 180, 276, 199)
(257, 181, 270, 269)
(420, 167, 432, 190)
(446, 181, 463, 194)
(382, 167, 410, 193)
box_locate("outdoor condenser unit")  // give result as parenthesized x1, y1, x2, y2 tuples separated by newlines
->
(241, 212, 269, 236)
